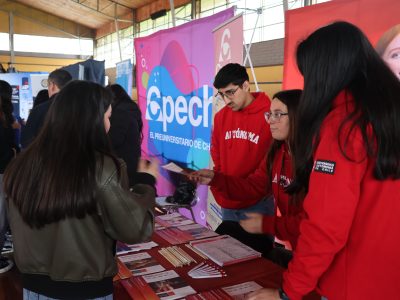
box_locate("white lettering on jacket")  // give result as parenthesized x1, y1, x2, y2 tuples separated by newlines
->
(224, 128, 260, 144)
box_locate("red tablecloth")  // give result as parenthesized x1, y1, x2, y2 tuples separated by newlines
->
(114, 233, 320, 299)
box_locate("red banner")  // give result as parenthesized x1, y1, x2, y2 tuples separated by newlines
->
(284, 0, 400, 88)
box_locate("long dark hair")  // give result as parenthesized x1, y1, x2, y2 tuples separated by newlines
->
(0, 80, 14, 126)
(266, 89, 302, 188)
(106, 83, 143, 142)
(33, 89, 49, 108)
(289, 21, 400, 195)
(4, 80, 117, 228)
(106, 84, 132, 106)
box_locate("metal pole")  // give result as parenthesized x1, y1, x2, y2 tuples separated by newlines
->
(115, 4, 123, 61)
(283, 0, 289, 11)
(169, 0, 176, 27)
(243, 8, 262, 91)
(8, 12, 14, 70)
(191, 0, 196, 20)
(283, 0, 288, 28)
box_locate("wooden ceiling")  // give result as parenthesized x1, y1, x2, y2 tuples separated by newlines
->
(13, 0, 155, 29)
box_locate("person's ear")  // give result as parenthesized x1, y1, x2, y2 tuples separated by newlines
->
(242, 80, 250, 92)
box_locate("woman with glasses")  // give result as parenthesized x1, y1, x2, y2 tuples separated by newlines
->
(189, 89, 303, 268)
(248, 22, 400, 300)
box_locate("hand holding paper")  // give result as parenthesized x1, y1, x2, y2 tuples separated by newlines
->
(186, 169, 214, 185)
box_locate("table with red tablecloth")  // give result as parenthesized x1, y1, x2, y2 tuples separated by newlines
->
(114, 233, 320, 300)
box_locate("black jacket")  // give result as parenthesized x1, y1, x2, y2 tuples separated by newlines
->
(0, 122, 16, 173)
(21, 95, 56, 148)
(109, 100, 143, 186)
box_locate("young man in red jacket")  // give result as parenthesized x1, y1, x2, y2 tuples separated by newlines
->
(210, 63, 274, 253)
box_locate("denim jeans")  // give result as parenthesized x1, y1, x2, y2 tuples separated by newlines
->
(0, 174, 7, 251)
(23, 289, 113, 300)
(221, 195, 274, 222)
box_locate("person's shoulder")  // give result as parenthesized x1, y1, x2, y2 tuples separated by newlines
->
(30, 100, 51, 116)
(215, 105, 231, 118)
(115, 101, 141, 117)
(110, 106, 132, 129)
(254, 92, 271, 104)
(117, 100, 140, 111)
(97, 156, 122, 184)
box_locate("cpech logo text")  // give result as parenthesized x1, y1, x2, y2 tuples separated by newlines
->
(146, 84, 213, 132)
(144, 65, 213, 168)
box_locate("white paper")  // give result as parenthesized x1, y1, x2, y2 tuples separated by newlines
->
(117, 241, 158, 254)
(190, 235, 261, 266)
(119, 252, 165, 276)
(156, 196, 178, 207)
(156, 212, 194, 227)
(178, 223, 219, 240)
(222, 281, 263, 299)
(142, 270, 196, 300)
(161, 162, 185, 174)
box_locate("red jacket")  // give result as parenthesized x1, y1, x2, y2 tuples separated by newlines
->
(210, 92, 272, 209)
(283, 91, 400, 299)
(211, 143, 304, 249)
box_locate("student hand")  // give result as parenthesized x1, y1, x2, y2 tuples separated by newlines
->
(246, 288, 280, 300)
(239, 212, 263, 234)
(186, 169, 214, 185)
(138, 158, 159, 179)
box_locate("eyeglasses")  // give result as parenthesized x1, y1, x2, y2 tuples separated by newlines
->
(215, 86, 241, 101)
(264, 111, 289, 122)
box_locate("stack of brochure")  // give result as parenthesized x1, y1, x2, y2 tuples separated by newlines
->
(118, 252, 165, 277)
(121, 270, 196, 300)
(116, 241, 158, 255)
(186, 281, 263, 300)
(190, 235, 262, 266)
(155, 212, 194, 228)
(188, 261, 226, 279)
(156, 223, 219, 245)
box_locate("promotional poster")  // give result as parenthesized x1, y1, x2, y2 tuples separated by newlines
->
(135, 8, 235, 225)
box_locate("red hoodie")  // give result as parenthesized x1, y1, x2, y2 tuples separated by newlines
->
(283, 91, 400, 299)
(211, 143, 305, 249)
(210, 92, 272, 209)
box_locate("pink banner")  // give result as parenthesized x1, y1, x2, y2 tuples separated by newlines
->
(135, 8, 234, 225)
(208, 13, 244, 227)
(213, 13, 244, 74)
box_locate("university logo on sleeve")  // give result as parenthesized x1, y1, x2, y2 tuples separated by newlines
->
(313, 159, 336, 175)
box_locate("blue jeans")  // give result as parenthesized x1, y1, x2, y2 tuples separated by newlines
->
(0, 174, 7, 251)
(23, 289, 113, 300)
(221, 195, 274, 221)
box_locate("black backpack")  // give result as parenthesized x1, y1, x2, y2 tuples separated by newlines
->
(166, 180, 197, 205)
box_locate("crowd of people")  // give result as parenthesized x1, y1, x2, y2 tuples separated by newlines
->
(0, 20, 400, 300)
